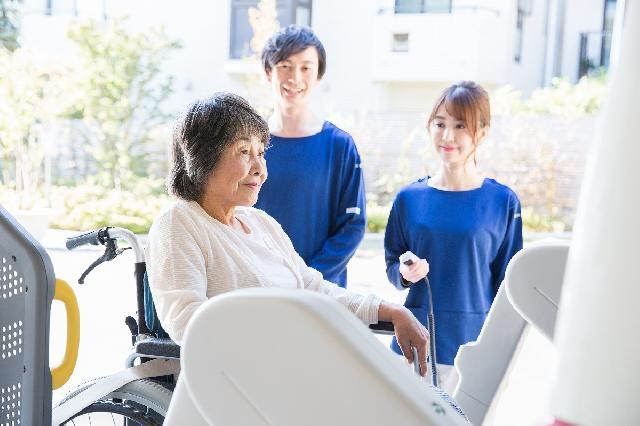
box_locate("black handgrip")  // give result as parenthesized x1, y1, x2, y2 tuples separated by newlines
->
(369, 321, 395, 334)
(65, 228, 106, 250)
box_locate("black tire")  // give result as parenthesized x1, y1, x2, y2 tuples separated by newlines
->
(58, 378, 173, 425)
(64, 400, 162, 425)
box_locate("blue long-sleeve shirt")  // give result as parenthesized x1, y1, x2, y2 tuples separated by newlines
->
(255, 121, 366, 287)
(384, 177, 523, 365)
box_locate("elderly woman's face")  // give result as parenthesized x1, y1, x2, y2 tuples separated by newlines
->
(203, 135, 267, 209)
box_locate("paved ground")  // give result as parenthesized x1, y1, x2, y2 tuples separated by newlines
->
(44, 229, 556, 425)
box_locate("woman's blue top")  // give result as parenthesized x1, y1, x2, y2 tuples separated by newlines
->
(384, 177, 523, 365)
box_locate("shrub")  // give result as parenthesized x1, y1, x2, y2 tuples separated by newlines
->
(50, 182, 170, 233)
(366, 200, 390, 233)
(520, 207, 567, 233)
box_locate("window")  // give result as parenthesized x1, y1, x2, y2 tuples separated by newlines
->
(229, 0, 312, 59)
(514, 9, 524, 63)
(394, 0, 451, 14)
(45, 0, 78, 15)
(513, 0, 532, 63)
(392, 33, 409, 52)
(601, 0, 617, 68)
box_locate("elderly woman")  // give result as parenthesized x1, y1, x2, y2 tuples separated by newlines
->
(146, 92, 430, 375)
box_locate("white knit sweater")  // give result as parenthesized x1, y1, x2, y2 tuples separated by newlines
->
(146, 200, 381, 344)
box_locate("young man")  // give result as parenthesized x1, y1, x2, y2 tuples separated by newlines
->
(254, 25, 366, 288)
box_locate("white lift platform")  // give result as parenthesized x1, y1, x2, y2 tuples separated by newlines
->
(165, 241, 569, 426)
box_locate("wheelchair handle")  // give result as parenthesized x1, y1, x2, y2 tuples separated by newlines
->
(66, 227, 145, 263)
(65, 228, 108, 250)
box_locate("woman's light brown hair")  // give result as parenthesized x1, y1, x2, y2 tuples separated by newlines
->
(427, 81, 490, 165)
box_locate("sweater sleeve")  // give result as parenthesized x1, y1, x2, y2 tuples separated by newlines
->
(490, 194, 524, 296)
(145, 209, 208, 345)
(384, 194, 411, 290)
(307, 139, 366, 284)
(262, 211, 380, 324)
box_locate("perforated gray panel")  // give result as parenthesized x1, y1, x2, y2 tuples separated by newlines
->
(1, 320, 23, 361)
(0, 206, 54, 426)
(0, 254, 26, 426)
(1, 257, 25, 301)
(0, 382, 22, 425)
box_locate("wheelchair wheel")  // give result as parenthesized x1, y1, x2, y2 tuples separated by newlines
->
(58, 378, 172, 425)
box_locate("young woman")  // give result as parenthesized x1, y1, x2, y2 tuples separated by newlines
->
(254, 25, 366, 288)
(384, 81, 523, 391)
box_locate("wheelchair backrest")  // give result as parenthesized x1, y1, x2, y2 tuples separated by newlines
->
(143, 272, 169, 339)
(0, 205, 55, 426)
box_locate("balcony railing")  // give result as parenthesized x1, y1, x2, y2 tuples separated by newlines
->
(377, 2, 499, 17)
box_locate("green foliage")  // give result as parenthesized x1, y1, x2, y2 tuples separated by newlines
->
(65, 19, 181, 189)
(364, 202, 567, 234)
(0, 0, 21, 51)
(521, 207, 567, 233)
(0, 49, 74, 208)
(242, 0, 278, 118)
(484, 76, 607, 233)
(49, 180, 170, 233)
(366, 200, 390, 233)
(492, 76, 607, 117)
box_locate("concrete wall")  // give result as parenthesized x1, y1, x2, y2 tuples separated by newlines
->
(310, 0, 380, 115)
(107, 0, 245, 113)
(502, 0, 550, 94)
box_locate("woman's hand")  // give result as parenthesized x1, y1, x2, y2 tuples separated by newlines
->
(399, 258, 429, 284)
(378, 302, 430, 376)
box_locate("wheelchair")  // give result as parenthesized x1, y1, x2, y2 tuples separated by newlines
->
(1, 205, 434, 425)
(0, 205, 177, 425)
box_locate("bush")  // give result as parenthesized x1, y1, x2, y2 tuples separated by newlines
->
(492, 75, 607, 116)
(366, 201, 390, 233)
(520, 207, 567, 233)
(364, 202, 563, 234)
(50, 182, 170, 233)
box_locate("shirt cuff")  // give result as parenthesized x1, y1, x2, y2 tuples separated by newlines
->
(356, 293, 381, 324)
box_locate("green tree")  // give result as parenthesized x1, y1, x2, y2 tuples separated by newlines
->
(66, 19, 181, 189)
(0, 0, 21, 51)
(0, 49, 72, 209)
(492, 76, 607, 116)
(243, 0, 279, 117)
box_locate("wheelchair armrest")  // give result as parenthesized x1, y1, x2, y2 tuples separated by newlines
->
(134, 337, 181, 359)
(369, 321, 395, 335)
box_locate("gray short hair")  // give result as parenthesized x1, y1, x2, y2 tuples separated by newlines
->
(168, 92, 269, 201)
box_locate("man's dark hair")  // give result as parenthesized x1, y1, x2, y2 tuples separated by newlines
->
(261, 25, 327, 79)
(168, 92, 269, 201)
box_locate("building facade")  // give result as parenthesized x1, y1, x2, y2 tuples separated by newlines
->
(16, 0, 620, 227)
(19, 0, 621, 116)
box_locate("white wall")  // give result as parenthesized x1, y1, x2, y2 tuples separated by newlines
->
(312, 0, 519, 115)
(369, 12, 504, 83)
(311, 0, 380, 115)
(503, 0, 551, 94)
(107, 0, 245, 113)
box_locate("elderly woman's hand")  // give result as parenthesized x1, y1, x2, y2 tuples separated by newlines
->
(378, 302, 430, 376)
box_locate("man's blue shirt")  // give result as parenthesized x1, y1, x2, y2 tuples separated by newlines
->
(255, 121, 366, 287)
